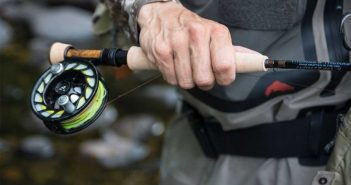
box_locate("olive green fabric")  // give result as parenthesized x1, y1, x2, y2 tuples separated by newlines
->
(92, 3, 112, 36)
(325, 107, 351, 185)
(93, 3, 133, 48)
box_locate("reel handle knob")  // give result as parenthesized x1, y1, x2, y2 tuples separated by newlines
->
(50, 63, 64, 74)
(58, 95, 75, 113)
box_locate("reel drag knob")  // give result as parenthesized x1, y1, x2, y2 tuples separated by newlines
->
(30, 59, 108, 134)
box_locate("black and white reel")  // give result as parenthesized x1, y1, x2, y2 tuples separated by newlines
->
(30, 59, 108, 134)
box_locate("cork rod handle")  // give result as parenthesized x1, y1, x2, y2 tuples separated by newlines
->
(127, 46, 267, 73)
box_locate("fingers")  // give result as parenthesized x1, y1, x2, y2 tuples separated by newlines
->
(137, 3, 256, 90)
(189, 22, 215, 90)
(152, 35, 177, 85)
(209, 24, 236, 86)
(171, 31, 194, 89)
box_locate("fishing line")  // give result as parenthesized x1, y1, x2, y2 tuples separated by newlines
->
(107, 73, 162, 104)
(61, 81, 106, 130)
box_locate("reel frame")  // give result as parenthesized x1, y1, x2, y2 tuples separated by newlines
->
(30, 59, 109, 134)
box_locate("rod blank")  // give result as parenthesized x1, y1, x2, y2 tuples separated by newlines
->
(265, 59, 351, 71)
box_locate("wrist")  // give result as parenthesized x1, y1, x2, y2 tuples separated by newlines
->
(136, 0, 180, 26)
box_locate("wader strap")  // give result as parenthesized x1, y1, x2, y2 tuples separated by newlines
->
(320, 0, 349, 96)
(184, 103, 339, 159)
(301, 0, 349, 96)
(301, 0, 318, 60)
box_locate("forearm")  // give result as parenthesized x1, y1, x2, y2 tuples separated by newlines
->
(104, 0, 180, 43)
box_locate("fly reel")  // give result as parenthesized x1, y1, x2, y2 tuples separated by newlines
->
(31, 59, 108, 134)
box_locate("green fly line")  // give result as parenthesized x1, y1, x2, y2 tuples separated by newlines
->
(61, 81, 106, 129)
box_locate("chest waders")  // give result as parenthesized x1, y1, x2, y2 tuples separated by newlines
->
(180, 0, 351, 167)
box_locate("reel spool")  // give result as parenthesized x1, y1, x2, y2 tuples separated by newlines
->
(30, 59, 108, 134)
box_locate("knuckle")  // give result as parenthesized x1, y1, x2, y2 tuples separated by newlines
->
(162, 68, 177, 86)
(171, 35, 186, 48)
(167, 79, 178, 86)
(157, 58, 174, 74)
(162, 72, 177, 86)
(188, 22, 206, 37)
(195, 77, 214, 87)
(213, 61, 232, 73)
(154, 44, 172, 60)
(219, 74, 236, 86)
(179, 81, 194, 89)
(212, 24, 229, 35)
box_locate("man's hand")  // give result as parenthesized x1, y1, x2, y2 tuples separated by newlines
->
(138, 2, 239, 90)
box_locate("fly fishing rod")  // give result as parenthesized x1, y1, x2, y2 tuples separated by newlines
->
(48, 42, 351, 72)
(31, 42, 351, 134)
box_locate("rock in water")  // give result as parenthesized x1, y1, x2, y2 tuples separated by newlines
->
(80, 131, 149, 168)
(87, 106, 118, 131)
(71, 106, 118, 134)
(20, 135, 54, 159)
(142, 85, 179, 108)
(0, 19, 12, 49)
(0, 138, 10, 153)
(29, 38, 52, 68)
(30, 6, 94, 45)
(114, 114, 165, 142)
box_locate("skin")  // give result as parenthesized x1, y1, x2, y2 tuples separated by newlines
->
(137, 1, 257, 90)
